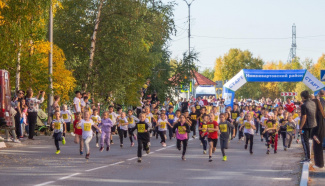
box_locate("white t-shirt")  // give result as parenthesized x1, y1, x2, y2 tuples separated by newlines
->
(118, 117, 128, 130)
(52, 118, 65, 133)
(60, 110, 72, 123)
(260, 116, 268, 129)
(127, 115, 139, 128)
(79, 119, 94, 139)
(243, 120, 255, 135)
(236, 117, 244, 125)
(199, 100, 204, 106)
(73, 97, 81, 113)
(294, 117, 300, 129)
(158, 118, 168, 131)
(108, 112, 118, 125)
(146, 113, 153, 127)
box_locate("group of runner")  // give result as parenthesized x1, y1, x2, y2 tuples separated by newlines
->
(50, 91, 302, 163)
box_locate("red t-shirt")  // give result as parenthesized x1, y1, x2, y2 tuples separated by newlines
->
(285, 102, 296, 113)
(207, 121, 218, 139)
(73, 119, 82, 135)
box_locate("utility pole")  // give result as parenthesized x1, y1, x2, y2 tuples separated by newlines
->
(48, 1, 54, 124)
(184, 0, 194, 55)
(287, 23, 296, 62)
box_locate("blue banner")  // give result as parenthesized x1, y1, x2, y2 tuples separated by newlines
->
(243, 69, 306, 82)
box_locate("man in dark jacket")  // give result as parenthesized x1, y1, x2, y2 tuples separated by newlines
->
(299, 90, 316, 163)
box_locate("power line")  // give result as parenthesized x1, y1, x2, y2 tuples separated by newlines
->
(191, 34, 325, 40)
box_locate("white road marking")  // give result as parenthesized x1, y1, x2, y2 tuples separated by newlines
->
(34, 181, 55, 186)
(127, 157, 138, 161)
(59, 173, 81, 180)
(155, 148, 166, 152)
(85, 165, 109, 172)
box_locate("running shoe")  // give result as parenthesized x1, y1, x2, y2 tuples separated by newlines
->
(138, 157, 142, 163)
(261, 138, 263, 142)
(266, 150, 270, 154)
(120, 144, 123, 148)
(203, 150, 206, 154)
(284, 147, 287, 151)
(80, 151, 83, 155)
(106, 146, 110, 151)
(146, 148, 150, 154)
(212, 148, 216, 153)
(55, 150, 60, 155)
(85, 153, 90, 159)
(209, 157, 213, 162)
(148, 142, 151, 146)
(162, 143, 167, 147)
(223, 156, 227, 161)
(100, 147, 104, 152)
(274, 150, 277, 154)
(62, 137, 66, 145)
(134, 135, 137, 140)
(250, 150, 253, 154)
(182, 155, 186, 161)
(96, 143, 99, 147)
(110, 140, 114, 144)
(131, 142, 134, 147)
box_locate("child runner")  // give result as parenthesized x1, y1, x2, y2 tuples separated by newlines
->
(60, 104, 73, 133)
(279, 111, 289, 150)
(51, 111, 66, 154)
(173, 114, 191, 160)
(99, 111, 113, 152)
(91, 109, 101, 147)
(263, 113, 278, 154)
(217, 113, 234, 161)
(207, 113, 219, 162)
(127, 109, 139, 147)
(78, 111, 101, 159)
(108, 106, 118, 144)
(117, 112, 129, 148)
(73, 112, 84, 155)
(130, 113, 150, 163)
(240, 114, 256, 154)
(294, 111, 301, 143)
(260, 109, 269, 142)
(189, 106, 198, 139)
(236, 112, 245, 141)
(152, 107, 159, 138)
(231, 104, 240, 137)
(284, 114, 296, 150)
(166, 106, 175, 140)
(198, 114, 209, 154)
(157, 112, 172, 147)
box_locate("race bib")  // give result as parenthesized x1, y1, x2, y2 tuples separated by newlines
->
(168, 115, 174, 120)
(219, 124, 227, 133)
(264, 105, 267, 108)
(146, 116, 151, 123)
(62, 114, 68, 120)
(160, 122, 166, 129)
(267, 122, 273, 128)
(232, 113, 238, 119)
(109, 115, 113, 120)
(287, 126, 294, 132)
(178, 126, 186, 134)
(214, 115, 219, 121)
(191, 115, 197, 120)
(153, 115, 158, 121)
(196, 106, 200, 110)
(263, 119, 267, 125)
(239, 119, 243, 124)
(127, 117, 133, 123)
(255, 113, 259, 118)
(245, 122, 251, 129)
(92, 117, 98, 123)
(84, 123, 91, 131)
(138, 124, 146, 133)
(120, 119, 125, 124)
(208, 124, 214, 133)
(54, 122, 61, 130)
(201, 124, 207, 132)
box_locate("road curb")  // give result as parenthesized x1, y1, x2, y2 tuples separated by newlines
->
(0, 141, 6, 148)
(300, 162, 309, 186)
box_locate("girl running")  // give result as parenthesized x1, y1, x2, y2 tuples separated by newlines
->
(217, 113, 235, 161)
(117, 112, 129, 148)
(157, 112, 172, 147)
(127, 109, 139, 147)
(198, 114, 209, 154)
(73, 112, 84, 155)
(236, 112, 245, 141)
(51, 111, 67, 155)
(283, 114, 296, 150)
(91, 109, 101, 147)
(99, 112, 113, 152)
(173, 114, 191, 160)
(240, 114, 256, 154)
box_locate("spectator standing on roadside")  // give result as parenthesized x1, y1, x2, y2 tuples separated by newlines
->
(299, 91, 316, 163)
(25, 88, 45, 140)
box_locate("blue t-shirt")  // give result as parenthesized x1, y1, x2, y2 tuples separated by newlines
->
(166, 112, 175, 124)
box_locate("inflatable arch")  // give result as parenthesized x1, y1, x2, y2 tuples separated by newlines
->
(222, 69, 325, 106)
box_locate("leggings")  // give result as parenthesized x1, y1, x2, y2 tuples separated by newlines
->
(286, 133, 293, 148)
(245, 133, 254, 152)
(255, 120, 259, 134)
(137, 139, 149, 157)
(27, 112, 37, 139)
(281, 132, 287, 147)
(168, 125, 173, 139)
(119, 129, 127, 144)
(66, 122, 71, 132)
(15, 112, 21, 138)
(200, 135, 207, 151)
(158, 131, 166, 143)
(177, 139, 188, 156)
(266, 133, 278, 151)
(191, 123, 197, 136)
(100, 131, 110, 148)
(83, 136, 92, 154)
(53, 132, 62, 150)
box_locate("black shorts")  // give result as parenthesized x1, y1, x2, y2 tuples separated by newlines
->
(208, 138, 218, 147)
(111, 125, 117, 133)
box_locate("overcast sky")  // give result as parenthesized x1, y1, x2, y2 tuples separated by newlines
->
(164, 0, 325, 71)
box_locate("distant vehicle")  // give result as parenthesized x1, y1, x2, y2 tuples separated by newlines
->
(195, 86, 217, 100)
(0, 70, 12, 127)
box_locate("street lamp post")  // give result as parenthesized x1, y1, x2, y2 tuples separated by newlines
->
(48, 2, 54, 124)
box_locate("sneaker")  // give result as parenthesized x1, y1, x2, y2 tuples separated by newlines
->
(80, 151, 83, 155)
(55, 150, 60, 154)
(209, 157, 213, 162)
(131, 142, 134, 147)
(148, 142, 151, 146)
(300, 159, 310, 163)
(284, 147, 287, 151)
(266, 150, 270, 154)
(120, 144, 123, 148)
(110, 140, 114, 145)
(192, 135, 196, 139)
(85, 153, 90, 159)
(212, 148, 216, 153)
(250, 150, 253, 154)
(134, 135, 137, 140)
(261, 138, 263, 142)
(146, 148, 150, 154)
(71, 132, 75, 136)
(96, 143, 99, 147)
(100, 147, 104, 152)
(138, 157, 142, 163)
(106, 146, 110, 151)
(13, 139, 21, 143)
(296, 139, 299, 144)
(223, 156, 227, 161)
(274, 150, 277, 154)
(149, 133, 152, 137)
(62, 137, 66, 145)
(245, 144, 247, 150)
(203, 150, 206, 154)
(182, 155, 186, 160)
(200, 142, 203, 146)
(162, 143, 166, 147)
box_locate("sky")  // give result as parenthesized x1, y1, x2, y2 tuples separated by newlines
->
(164, 0, 325, 71)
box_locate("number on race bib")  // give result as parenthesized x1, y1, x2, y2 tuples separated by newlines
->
(202, 125, 207, 132)
(178, 126, 186, 134)
(160, 122, 166, 129)
(54, 122, 61, 130)
(168, 115, 174, 120)
(138, 124, 146, 133)
(84, 123, 91, 131)
(62, 114, 68, 120)
(287, 126, 294, 132)
(208, 124, 214, 133)
(245, 122, 251, 129)
(92, 117, 98, 123)
(219, 124, 227, 133)
(191, 115, 197, 120)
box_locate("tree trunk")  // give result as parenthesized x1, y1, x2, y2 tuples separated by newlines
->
(15, 41, 21, 93)
(85, 0, 104, 91)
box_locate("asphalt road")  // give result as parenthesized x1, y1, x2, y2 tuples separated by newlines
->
(0, 132, 303, 186)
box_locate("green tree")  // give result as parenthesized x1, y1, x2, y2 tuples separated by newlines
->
(201, 68, 214, 80)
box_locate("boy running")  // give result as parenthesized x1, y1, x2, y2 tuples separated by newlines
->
(217, 113, 235, 161)
(157, 112, 172, 147)
(117, 112, 129, 148)
(240, 114, 256, 154)
(51, 111, 66, 154)
(73, 112, 84, 155)
(127, 109, 139, 147)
